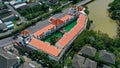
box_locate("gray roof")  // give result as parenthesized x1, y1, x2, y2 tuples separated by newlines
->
(0, 48, 18, 68)
(99, 50, 115, 64)
(19, 60, 42, 68)
(72, 54, 97, 68)
(103, 65, 112, 68)
(72, 54, 85, 68)
(45, 0, 59, 5)
(19, 62, 33, 68)
(84, 58, 97, 68)
(0, 12, 12, 19)
(80, 45, 96, 57)
(0, 23, 7, 30)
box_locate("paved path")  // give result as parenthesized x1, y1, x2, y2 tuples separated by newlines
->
(0, 0, 92, 47)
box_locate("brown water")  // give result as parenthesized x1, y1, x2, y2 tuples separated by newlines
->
(87, 0, 117, 38)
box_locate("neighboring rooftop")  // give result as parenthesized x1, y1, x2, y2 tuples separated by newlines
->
(0, 48, 19, 68)
(72, 54, 97, 68)
(79, 45, 96, 57)
(99, 50, 115, 64)
(84, 58, 97, 68)
(72, 54, 85, 68)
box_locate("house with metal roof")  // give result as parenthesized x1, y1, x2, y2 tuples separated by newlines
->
(99, 50, 115, 64)
(4, 21, 14, 29)
(14, 2, 27, 9)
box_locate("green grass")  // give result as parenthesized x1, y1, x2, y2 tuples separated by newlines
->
(44, 32, 63, 42)
(65, 20, 77, 32)
(43, 20, 77, 43)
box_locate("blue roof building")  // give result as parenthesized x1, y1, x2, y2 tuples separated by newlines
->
(4, 21, 13, 26)
(16, 0, 27, 3)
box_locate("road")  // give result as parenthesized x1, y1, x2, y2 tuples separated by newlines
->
(0, 0, 91, 47)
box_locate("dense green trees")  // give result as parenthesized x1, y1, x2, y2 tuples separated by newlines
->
(18, 4, 49, 20)
(28, 50, 62, 67)
(72, 0, 81, 4)
(71, 29, 120, 67)
(108, 0, 120, 37)
(20, 57, 25, 63)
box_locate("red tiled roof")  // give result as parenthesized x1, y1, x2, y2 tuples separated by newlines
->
(50, 18, 64, 26)
(78, 6, 83, 11)
(29, 38, 62, 57)
(50, 14, 72, 26)
(56, 14, 86, 48)
(34, 24, 55, 37)
(72, 5, 77, 8)
(28, 14, 86, 57)
(22, 30, 30, 35)
(60, 14, 72, 22)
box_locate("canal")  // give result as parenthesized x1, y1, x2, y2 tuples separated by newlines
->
(87, 0, 117, 38)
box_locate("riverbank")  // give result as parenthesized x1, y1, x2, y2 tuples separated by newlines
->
(108, 0, 120, 37)
(87, 0, 117, 38)
(117, 21, 120, 37)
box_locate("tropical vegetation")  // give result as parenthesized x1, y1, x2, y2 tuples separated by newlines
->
(17, 4, 49, 20)
(108, 0, 120, 37)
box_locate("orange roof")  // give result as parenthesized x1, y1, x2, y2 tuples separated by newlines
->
(56, 14, 86, 48)
(34, 24, 55, 37)
(50, 18, 64, 26)
(60, 14, 72, 22)
(78, 6, 83, 11)
(22, 30, 30, 35)
(50, 14, 72, 26)
(72, 5, 77, 8)
(29, 38, 62, 57)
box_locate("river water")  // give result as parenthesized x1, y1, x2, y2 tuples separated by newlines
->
(87, 0, 117, 38)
